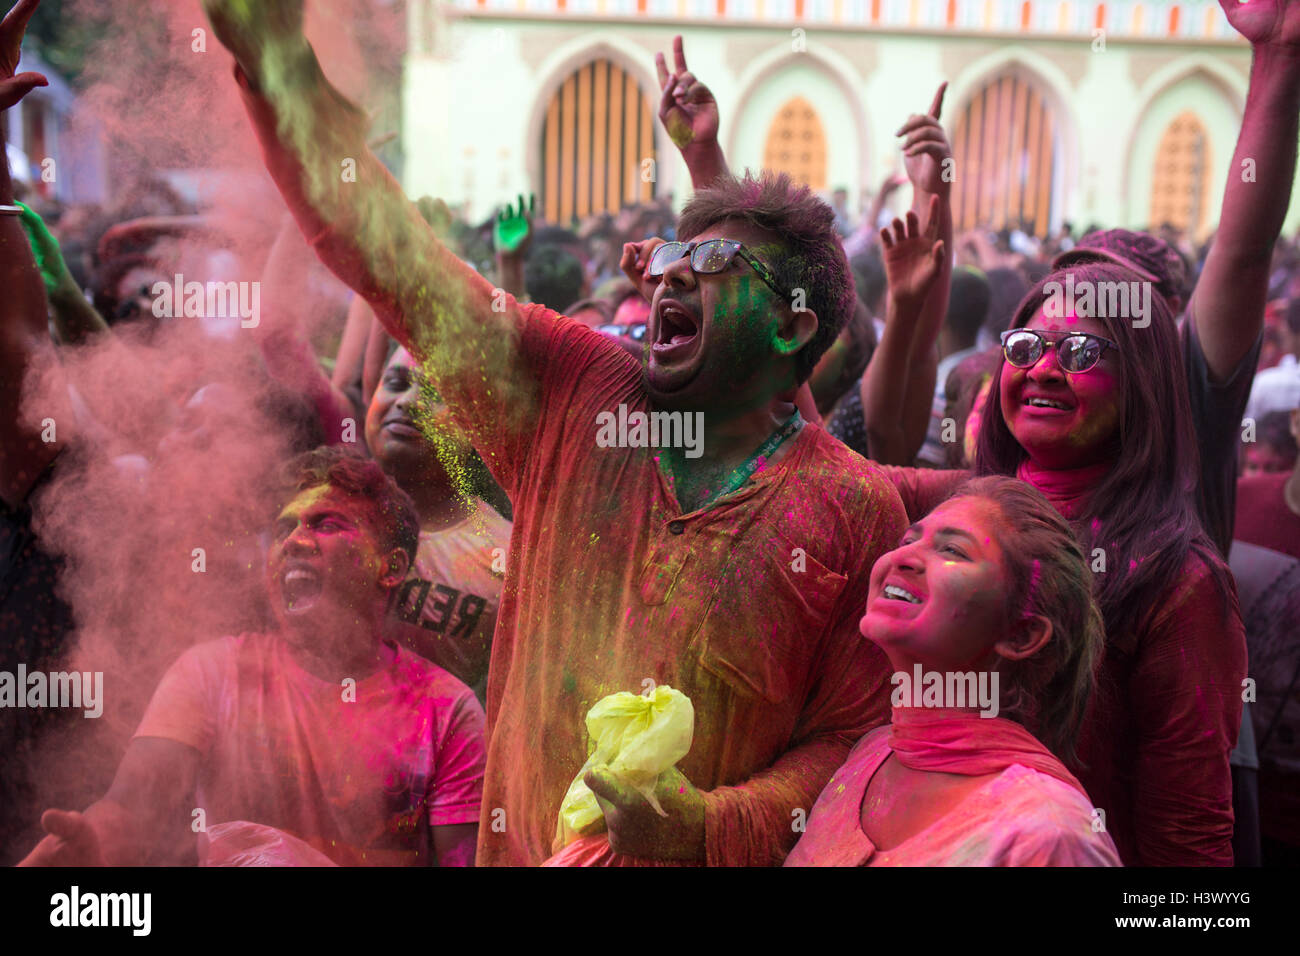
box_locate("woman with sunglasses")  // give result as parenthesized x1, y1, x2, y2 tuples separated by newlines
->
(786, 477, 1120, 867)
(864, 221, 1246, 866)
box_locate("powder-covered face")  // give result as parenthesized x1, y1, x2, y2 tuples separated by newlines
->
(115, 266, 168, 323)
(365, 347, 463, 490)
(1000, 307, 1123, 470)
(612, 293, 650, 328)
(645, 219, 797, 409)
(267, 485, 394, 637)
(861, 497, 1010, 674)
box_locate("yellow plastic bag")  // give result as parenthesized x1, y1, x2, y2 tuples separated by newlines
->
(555, 685, 694, 849)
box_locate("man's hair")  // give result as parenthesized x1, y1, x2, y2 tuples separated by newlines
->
(525, 244, 585, 311)
(277, 446, 420, 564)
(677, 170, 855, 383)
(945, 266, 991, 347)
(945, 477, 1104, 763)
(1256, 410, 1299, 459)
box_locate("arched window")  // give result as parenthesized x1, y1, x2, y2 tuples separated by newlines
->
(763, 97, 827, 191)
(1149, 112, 1211, 234)
(539, 59, 656, 226)
(951, 72, 1059, 236)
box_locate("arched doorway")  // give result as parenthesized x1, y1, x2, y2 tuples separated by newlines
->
(762, 96, 828, 191)
(1149, 111, 1211, 235)
(951, 72, 1059, 236)
(538, 58, 657, 225)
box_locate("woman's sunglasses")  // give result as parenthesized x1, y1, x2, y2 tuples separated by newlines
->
(648, 239, 791, 302)
(596, 323, 648, 341)
(1000, 329, 1118, 374)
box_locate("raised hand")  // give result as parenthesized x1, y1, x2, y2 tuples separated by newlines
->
(655, 35, 720, 154)
(1220, 0, 1300, 50)
(0, 0, 46, 111)
(619, 236, 666, 303)
(880, 195, 945, 309)
(898, 83, 951, 197)
(201, 0, 306, 80)
(16, 200, 74, 295)
(493, 193, 534, 256)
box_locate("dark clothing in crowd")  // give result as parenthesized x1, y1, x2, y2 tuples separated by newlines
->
(0, 459, 77, 865)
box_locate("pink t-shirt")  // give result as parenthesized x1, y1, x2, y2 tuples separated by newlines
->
(784, 726, 1122, 867)
(134, 632, 486, 866)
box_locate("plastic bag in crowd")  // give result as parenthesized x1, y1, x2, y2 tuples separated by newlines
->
(199, 821, 338, 866)
(553, 684, 694, 851)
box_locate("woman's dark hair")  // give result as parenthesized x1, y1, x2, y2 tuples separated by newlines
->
(946, 477, 1104, 762)
(974, 262, 1233, 643)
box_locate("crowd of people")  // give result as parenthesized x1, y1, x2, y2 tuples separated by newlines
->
(2, 0, 1298, 867)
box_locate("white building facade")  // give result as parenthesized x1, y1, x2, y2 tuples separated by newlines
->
(403, 0, 1277, 238)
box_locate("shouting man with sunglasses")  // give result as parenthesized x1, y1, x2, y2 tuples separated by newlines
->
(202, 3, 907, 866)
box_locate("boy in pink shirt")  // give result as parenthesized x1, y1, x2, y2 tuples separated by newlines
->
(20, 447, 485, 867)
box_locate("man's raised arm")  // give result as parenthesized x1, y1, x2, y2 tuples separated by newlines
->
(1192, 0, 1300, 381)
(202, 1, 535, 426)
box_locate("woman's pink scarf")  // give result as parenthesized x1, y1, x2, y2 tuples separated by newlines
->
(1016, 458, 1111, 520)
(889, 707, 1087, 796)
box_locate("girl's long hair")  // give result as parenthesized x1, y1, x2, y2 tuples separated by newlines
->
(973, 262, 1231, 642)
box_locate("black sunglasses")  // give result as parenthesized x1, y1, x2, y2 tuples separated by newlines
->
(1000, 329, 1118, 374)
(648, 239, 790, 302)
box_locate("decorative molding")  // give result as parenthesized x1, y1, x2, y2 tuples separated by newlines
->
(444, 0, 1245, 43)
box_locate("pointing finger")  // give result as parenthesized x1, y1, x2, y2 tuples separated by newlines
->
(929, 81, 948, 120)
(673, 34, 688, 74)
(2, 0, 42, 35)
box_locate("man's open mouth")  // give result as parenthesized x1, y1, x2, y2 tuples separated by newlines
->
(281, 564, 324, 610)
(652, 299, 700, 360)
